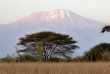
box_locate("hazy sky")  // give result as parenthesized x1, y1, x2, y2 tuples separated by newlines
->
(0, 0, 110, 24)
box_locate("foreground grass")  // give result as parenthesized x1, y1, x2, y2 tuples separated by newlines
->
(0, 62, 110, 74)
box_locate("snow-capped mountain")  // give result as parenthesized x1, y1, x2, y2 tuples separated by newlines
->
(0, 9, 110, 57)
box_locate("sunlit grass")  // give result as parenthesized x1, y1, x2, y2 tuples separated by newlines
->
(0, 62, 110, 74)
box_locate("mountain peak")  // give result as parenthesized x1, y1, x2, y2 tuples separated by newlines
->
(49, 9, 71, 19)
(18, 9, 101, 27)
(20, 9, 73, 24)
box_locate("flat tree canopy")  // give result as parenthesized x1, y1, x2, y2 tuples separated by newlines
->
(17, 31, 78, 61)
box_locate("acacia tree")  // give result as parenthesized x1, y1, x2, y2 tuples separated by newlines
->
(101, 25, 110, 33)
(17, 31, 78, 61)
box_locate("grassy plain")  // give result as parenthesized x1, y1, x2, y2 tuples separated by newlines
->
(0, 62, 110, 74)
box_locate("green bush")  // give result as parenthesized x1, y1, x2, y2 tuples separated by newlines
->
(15, 55, 38, 62)
(85, 43, 110, 61)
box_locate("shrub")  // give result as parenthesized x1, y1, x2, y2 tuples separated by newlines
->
(85, 43, 110, 61)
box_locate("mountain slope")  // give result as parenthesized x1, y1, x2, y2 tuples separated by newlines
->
(0, 9, 109, 57)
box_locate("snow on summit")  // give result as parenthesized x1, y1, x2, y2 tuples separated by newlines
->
(20, 9, 72, 23)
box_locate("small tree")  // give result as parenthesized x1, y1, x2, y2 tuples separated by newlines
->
(17, 31, 78, 61)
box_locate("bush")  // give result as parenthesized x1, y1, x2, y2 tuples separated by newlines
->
(15, 55, 38, 62)
(85, 43, 110, 61)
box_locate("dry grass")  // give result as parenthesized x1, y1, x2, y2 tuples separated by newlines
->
(0, 62, 110, 74)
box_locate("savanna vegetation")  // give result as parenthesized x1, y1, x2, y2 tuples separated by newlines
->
(0, 62, 110, 74)
(0, 25, 110, 74)
(85, 43, 110, 61)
